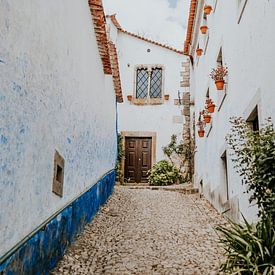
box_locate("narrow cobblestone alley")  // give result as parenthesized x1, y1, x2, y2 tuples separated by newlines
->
(51, 186, 226, 274)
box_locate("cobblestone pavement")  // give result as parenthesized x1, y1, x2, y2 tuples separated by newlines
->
(51, 186, 227, 275)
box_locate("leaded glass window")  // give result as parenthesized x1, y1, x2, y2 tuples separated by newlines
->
(150, 68, 162, 98)
(135, 66, 163, 99)
(136, 68, 149, 99)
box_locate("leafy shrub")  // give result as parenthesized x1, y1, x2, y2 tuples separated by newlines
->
(115, 133, 123, 184)
(217, 215, 275, 274)
(217, 118, 275, 273)
(148, 160, 181, 186)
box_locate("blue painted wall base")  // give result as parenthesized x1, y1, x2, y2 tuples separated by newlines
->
(0, 170, 116, 275)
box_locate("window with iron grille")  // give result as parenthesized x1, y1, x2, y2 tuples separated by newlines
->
(136, 66, 163, 99)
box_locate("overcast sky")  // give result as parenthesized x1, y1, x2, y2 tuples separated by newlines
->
(102, 0, 190, 50)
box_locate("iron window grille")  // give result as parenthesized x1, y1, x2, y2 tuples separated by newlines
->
(136, 66, 163, 99)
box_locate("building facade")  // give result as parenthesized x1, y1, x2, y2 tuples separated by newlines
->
(0, 0, 122, 273)
(107, 15, 187, 183)
(184, 0, 275, 221)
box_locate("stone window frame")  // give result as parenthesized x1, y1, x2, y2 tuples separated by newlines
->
(132, 64, 165, 105)
(237, 0, 248, 24)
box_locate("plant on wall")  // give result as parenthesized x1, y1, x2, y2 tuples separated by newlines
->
(197, 112, 206, 137)
(162, 134, 191, 171)
(210, 66, 228, 90)
(216, 117, 275, 273)
(115, 133, 124, 184)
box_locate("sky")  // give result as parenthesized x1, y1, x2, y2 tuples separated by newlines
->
(102, 0, 190, 50)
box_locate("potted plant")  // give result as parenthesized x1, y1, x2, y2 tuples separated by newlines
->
(210, 66, 228, 90)
(196, 48, 203, 56)
(127, 95, 133, 101)
(197, 113, 205, 137)
(205, 98, 216, 113)
(202, 110, 211, 124)
(164, 94, 170, 100)
(204, 5, 213, 15)
(200, 25, 208, 34)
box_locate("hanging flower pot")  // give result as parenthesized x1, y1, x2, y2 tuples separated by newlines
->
(204, 5, 213, 15)
(200, 25, 208, 34)
(164, 94, 170, 100)
(127, 95, 133, 101)
(203, 114, 211, 124)
(207, 103, 216, 113)
(210, 66, 228, 91)
(198, 129, 205, 138)
(215, 80, 225, 90)
(196, 48, 203, 56)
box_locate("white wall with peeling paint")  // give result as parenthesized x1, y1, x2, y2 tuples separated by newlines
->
(108, 19, 186, 162)
(0, 0, 117, 257)
(188, 0, 275, 222)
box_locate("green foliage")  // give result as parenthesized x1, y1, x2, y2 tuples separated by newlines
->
(226, 117, 275, 219)
(217, 118, 275, 274)
(115, 133, 123, 184)
(162, 134, 191, 170)
(148, 160, 181, 186)
(217, 215, 275, 274)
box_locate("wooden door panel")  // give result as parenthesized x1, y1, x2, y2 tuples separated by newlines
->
(125, 137, 152, 183)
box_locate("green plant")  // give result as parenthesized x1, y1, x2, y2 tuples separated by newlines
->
(217, 215, 275, 274)
(216, 118, 275, 273)
(162, 134, 191, 170)
(115, 133, 123, 184)
(148, 160, 181, 186)
(226, 117, 275, 219)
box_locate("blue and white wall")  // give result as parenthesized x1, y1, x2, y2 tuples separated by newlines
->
(0, 0, 117, 272)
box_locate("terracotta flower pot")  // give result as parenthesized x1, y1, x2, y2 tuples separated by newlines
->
(127, 95, 133, 101)
(198, 130, 205, 138)
(204, 5, 213, 15)
(196, 48, 203, 56)
(207, 103, 216, 113)
(164, 94, 170, 100)
(215, 80, 225, 90)
(200, 25, 208, 34)
(204, 114, 211, 124)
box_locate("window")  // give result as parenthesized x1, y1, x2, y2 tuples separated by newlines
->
(52, 150, 65, 197)
(136, 66, 163, 99)
(221, 151, 229, 201)
(247, 106, 259, 131)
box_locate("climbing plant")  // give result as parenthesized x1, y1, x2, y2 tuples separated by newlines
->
(115, 133, 123, 184)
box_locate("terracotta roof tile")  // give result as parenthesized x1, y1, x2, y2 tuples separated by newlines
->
(184, 0, 198, 55)
(107, 14, 184, 55)
(108, 42, 123, 103)
(89, 0, 112, 74)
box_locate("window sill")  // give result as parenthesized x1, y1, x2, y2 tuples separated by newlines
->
(131, 98, 163, 105)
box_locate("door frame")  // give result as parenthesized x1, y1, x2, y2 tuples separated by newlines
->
(121, 131, 156, 183)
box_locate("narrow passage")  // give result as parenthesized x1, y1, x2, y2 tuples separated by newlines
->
(52, 186, 226, 274)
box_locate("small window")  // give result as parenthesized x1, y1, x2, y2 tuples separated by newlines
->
(135, 66, 163, 99)
(52, 150, 65, 197)
(221, 151, 229, 201)
(247, 106, 259, 131)
(217, 48, 223, 67)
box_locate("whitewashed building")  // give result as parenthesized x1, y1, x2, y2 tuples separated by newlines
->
(0, 0, 122, 273)
(107, 15, 187, 183)
(184, 0, 275, 221)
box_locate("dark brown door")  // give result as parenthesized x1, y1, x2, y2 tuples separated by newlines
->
(125, 137, 152, 183)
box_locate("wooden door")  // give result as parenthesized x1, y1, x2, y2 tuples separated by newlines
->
(125, 137, 152, 183)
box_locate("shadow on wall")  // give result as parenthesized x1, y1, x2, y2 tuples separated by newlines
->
(0, 170, 116, 274)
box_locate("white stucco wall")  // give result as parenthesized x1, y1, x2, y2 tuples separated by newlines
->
(0, 0, 117, 257)
(189, 0, 275, 221)
(108, 22, 185, 162)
